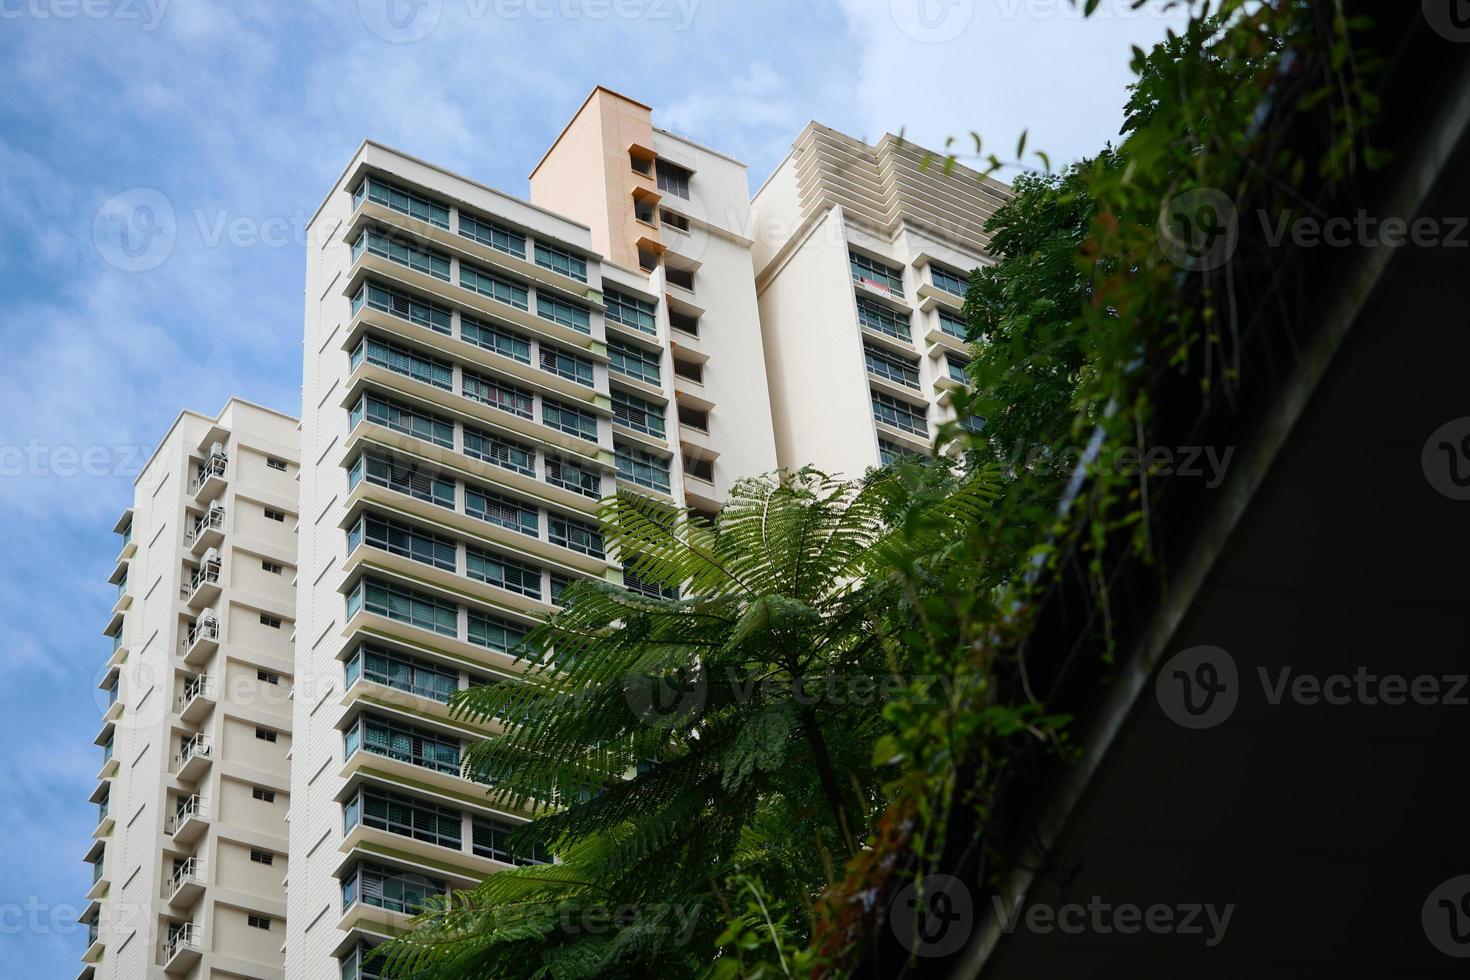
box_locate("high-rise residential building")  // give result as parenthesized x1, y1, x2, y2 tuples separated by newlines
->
(750, 122, 1009, 474)
(82, 398, 298, 980)
(286, 88, 786, 977)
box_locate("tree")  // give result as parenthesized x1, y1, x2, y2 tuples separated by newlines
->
(379, 467, 1000, 978)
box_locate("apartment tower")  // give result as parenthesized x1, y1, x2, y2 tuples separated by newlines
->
(750, 123, 1009, 474)
(82, 398, 298, 979)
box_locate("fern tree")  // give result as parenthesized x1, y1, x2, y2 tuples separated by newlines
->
(378, 466, 999, 978)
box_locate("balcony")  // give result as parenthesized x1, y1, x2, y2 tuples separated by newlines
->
(167, 796, 208, 844)
(110, 574, 131, 615)
(186, 555, 222, 610)
(182, 615, 220, 665)
(81, 918, 104, 964)
(93, 798, 112, 838)
(106, 631, 129, 671)
(186, 504, 225, 555)
(160, 922, 203, 973)
(166, 857, 206, 908)
(97, 741, 117, 780)
(86, 855, 108, 901)
(176, 674, 215, 724)
(191, 452, 228, 503)
(113, 508, 136, 561)
(174, 733, 213, 783)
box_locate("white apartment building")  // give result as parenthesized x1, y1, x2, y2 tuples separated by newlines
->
(82, 398, 298, 980)
(751, 122, 1010, 475)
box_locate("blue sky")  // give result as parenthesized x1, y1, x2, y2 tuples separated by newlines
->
(0, 0, 1183, 971)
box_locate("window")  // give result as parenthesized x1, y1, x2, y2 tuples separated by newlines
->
(252, 787, 276, 803)
(536, 294, 591, 333)
(467, 608, 529, 656)
(638, 248, 660, 272)
(947, 356, 969, 384)
(660, 208, 689, 231)
(247, 914, 272, 930)
(937, 308, 968, 340)
(542, 399, 600, 442)
(352, 229, 451, 281)
(349, 512, 457, 571)
(850, 251, 904, 293)
(472, 816, 549, 865)
(612, 389, 665, 438)
(878, 439, 921, 466)
(864, 343, 921, 388)
(349, 578, 458, 637)
(540, 346, 594, 386)
(462, 369, 534, 419)
(351, 452, 455, 510)
(352, 335, 453, 390)
(340, 941, 386, 980)
(871, 391, 928, 436)
(534, 240, 588, 282)
(608, 338, 661, 385)
(669, 309, 699, 336)
(673, 356, 703, 383)
(604, 289, 657, 334)
(677, 404, 708, 432)
(351, 392, 455, 449)
(353, 176, 450, 229)
(257, 669, 280, 685)
(345, 715, 460, 774)
(467, 546, 543, 599)
(544, 455, 602, 498)
(346, 643, 458, 703)
(664, 266, 694, 291)
(256, 727, 278, 743)
(344, 785, 462, 849)
(353, 280, 452, 335)
(250, 849, 274, 865)
(549, 573, 575, 607)
(655, 159, 691, 199)
(264, 507, 286, 522)
(930, 264, 971, 296)
(266, 457, 288, 471)
(615, 443, 670, 493)
(465, 486, 538, 537)
(856, 297, 911, 341)
(463, 425, 535, 476)
(458, 212, 526, 258)
(623, 561, 679, 600)
(461, 264, 529, 310)
(634, 197, 656, 224)
(961, 414, 986, 434)
(260, 614, 282, 629)
(630, 152, 653, 176)
(683, 454, 714, 482)
(341, 862, 447, 915)
(548, 513, 604, 558)
(460, 314, 531, 364)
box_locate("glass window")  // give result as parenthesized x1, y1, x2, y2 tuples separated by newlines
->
(930, 264, 971, 296)
(465, 486, 539, 537)
(871, 391, 928, 436)
(937, 308, 968, 339)
(458, 212, 526, 258)
(351, 393, 455, 449)
(345, 715, 460, 774)
(463, 425, 535, 476)
(539, 346, 594, 386)
(352, 451, 455, 509)
(544, 455, 602, 498)
(466, 608, 530, 656)
(622, 561, 678, 599)
(857, 298, 911, 341)
(655, 160, 691, 199)
(537, 294, 591, 333)
(353, 335, 454, 390)
(604, 289, 657, 334)
(548, 513, 604, 558)
(542, 399, 600, 442)
(850, 251, 904, 292)
(472, 816, 549, 865)
(350, 577, 458, 636)
(461, 264, 529, 310)
(533, 241, 588, 282)
(878, 439, 920, 466)
(611, 389, 665, 438)
(344, 785, 461, 849)
(607, 338, 660, 385)
(349, 513, 457, 571)
(346, 643, 457, 703)
(615, 443, 670, 493)
(341, 862, 448, 915)
(354, 280, 452, 334)
(353, 229, 450, 281)
(466, 546, 543, 599)
(354, 177, 450, 229)
(461, 314, 531, 364)
(863, 343, 921, 388)
(463, 370, 534, 419)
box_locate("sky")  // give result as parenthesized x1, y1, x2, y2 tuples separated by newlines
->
(0, 0, 1186, 972)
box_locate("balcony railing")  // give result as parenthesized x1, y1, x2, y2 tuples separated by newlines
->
(168, 857, 203, 898)
(193, 453, 227, 490)
(176, 733, 212, 769)
(161, 922, 202, 964)
(186, 506, 225, 543)
(189, 560, 220, 595)
(184, 617, 219, 651)
(177, 674, 213, 713)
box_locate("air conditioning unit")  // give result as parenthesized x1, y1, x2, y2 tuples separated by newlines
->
(209, 442, 225, 459)
(202, 548, 220, 567)
(207, 500, 225, 516)
(198, 608, 217, 626)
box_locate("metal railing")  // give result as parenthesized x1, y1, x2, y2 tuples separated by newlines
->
(161, 922, 202, 963)
(189, 560, 220, 594)
(192, 453, 227, 491)
(176, 733, 212, 770)
(168, 795, 206, 834)
(168, 857, 203, 898)
(176, 674, 213, 712)
(186, 506, 225, 542)
(184, 618, 219, 652)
